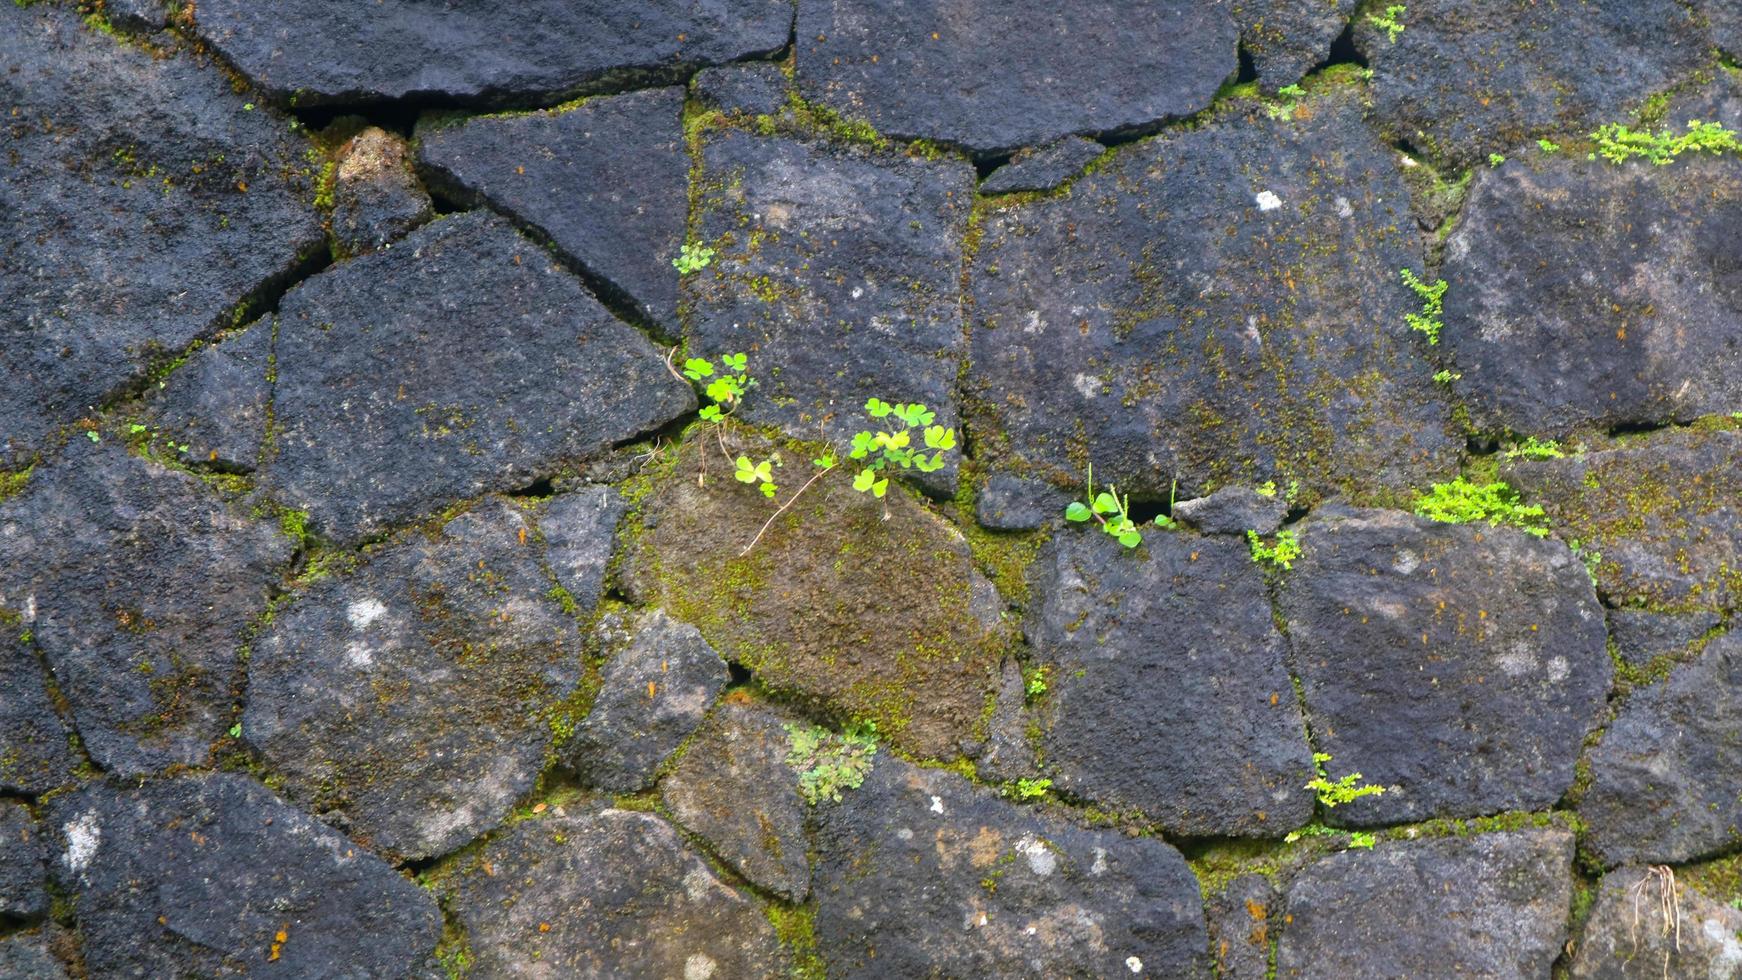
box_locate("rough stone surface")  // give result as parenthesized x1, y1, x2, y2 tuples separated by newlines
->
(564, 609, 727, 793)
(537, 486, 626, 614)
(1278, 506, 1611, 825)
(1580, 631, 1742, 867)
(974, 473, 1069, 532)
(0, 801, 47, 922)
(795, 0, 1238, 155)
(191, 0, 791, 106)
(264, 211, 692, 545)
(107, 0, 167, 32)
(968, 89, 1458, 502)
(0, 636, 76, 795)
(812, 753, 1209, 978)
(0, 932, 68, 980)
(1275, 829, 1575, 979)
(1172, 486, 1288, 536)
(49, 774, 441, 978)
(1027, 531, 1315, 836)
(1235, 0, 1357, 94)
(447, 808, 787, 978)
(245, 499, 580, 863)
(694, 62, 790, 117)
(0, 442, 292, 774)
(1707, 1, 1742, 56)
(975, 659, 1038, 783)
(688, 128, 975, 492)
(0, 4, 324, 465)
(1358, 0, 1707, 168)
(660, 700, 812, 900)
(979, 136, 1105, 195)
(331, 127, 431, 256)
(418, 88, 688, 333)
(1208, 873, 1280, 980)
(1570, 868, 1742, 979)
(1608, 608, 1722, 668)
(143, 322, 271, 472)
(1505, 429, 1742, 611)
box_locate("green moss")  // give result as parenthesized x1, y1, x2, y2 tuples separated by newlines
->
(1377, 809, 1582, 843)
(1680, 851, 1742, 904)
(765, 902, 826, 979)
(0, 464, 33, 502)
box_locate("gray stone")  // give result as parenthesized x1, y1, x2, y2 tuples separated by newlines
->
(446, 808, 787, 978)
(1580, 632, 1742, 867)
(143, 322, 271, 472)
(564, 609, 727, 794)
(0, 932, 68, 980)
(1358, 0, 1707, 168)
(688, 128, 976, 493)
(106, 0, 167, 32)
(1173, 485, 1288, 536)
(979, 137, 1105, 195)
(536, 486, 626, 615)
(190, 0, 791, 107)
(49, 773, 441, 978)
(1706, 1, 1742, 57)
(1208, 874, 1280, 980)
(975, 659, 1038, 784)
(0, 801, 47, 922)
(694, 62, 790, 117)
(974, 473, 1069, 531)
(1666, 69, 1742, 131)
(1278, 506, 1611, 825)
(0, 443, 293, 774)
(1026, 531, 1315, 836)
(1275, 829, 1575, 979)
(660, 701, 811, 901)
(795, 0, 1238, 155)
(418, 88, 688, 334)
(1608, 609, 1722, 668)
(0, 636, 76, 795)
(1570, 867, 1742, 979)
(0, 3, 324, 465)
(263, 211, 693, 546)
(1235, 0, 1357, 94)
(812, 754, 1209, 978)
(330, 127, 431, 256)
(967, 89, 1458, 503)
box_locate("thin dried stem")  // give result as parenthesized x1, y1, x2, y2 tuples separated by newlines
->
(740, 463, 835, 557)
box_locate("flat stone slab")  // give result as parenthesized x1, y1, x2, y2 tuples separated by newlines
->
(418, 87, 688, 334)
(812, 753, 1209, 978)
(245, 498, 584, 863)
(973, 473, 1070, 532)
(1570, 867, 1742, 979)
(795, 0, 1238, 155)
(0, 4, 323, 465)
(1172, 486, 1288, 536)
(143, 322, 271, 472)
(190, 0, 791, 106)
(0, 931, 68, 980)
(979, 136, 1104, 195)
(1025, 531, 1315, 836)
(0, 442, 292, 774)
(1275, 829, 1574, 979)
(968, 88, 1457, 502)
(49, 773, 441, 978)
(1607, 609, 1722, 668)
(1207, 873, 1280, 980)
(1278, 506, 1610, 824)
(693, 62, 790, 117)
(1237, 0, 1356, 94)
(0, 801, 47, 922)
(0, 635, 76, 795)
(263, 211, 692, 545)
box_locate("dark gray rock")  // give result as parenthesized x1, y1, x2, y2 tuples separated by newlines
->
(1173, 485, 1288, 536)
(1706, 1, 1742, 56)
(564, 609, 727, 793)
(446, 808, 787, 978)
(975, 659, 1038, 784)
(1570, 867, 1742, 979)
(1505, 430, 1742, 611)
(1608, 609, 1722, 668)
(0, 4, 324, 465)
(190, 0, 791, 107)
(106, 0, 168, 32)
(1026, 531, 1315, 836)
(813, 754, 1208, 978)
(1442, 154, 1742, 436)
(0, 636, 75, 795)
(245, 499, 581, 863)
(795, 0, 1238, 155)
(979, 136, 1105, 194)
(1235, 0, 1357, 94)
(49, 773, 440, 978)
(1275, 829, 1575, 979)
(1666, 69, 1742, 131)
(0, 801, 47, 922)
(143, 322, 271, 472)
(418, 88, 688, 334)
(1580, 631, 1742, 867)
(536, 486, 626, 615)
(263, 211, 693, 545)
(688, 128, 976, 493)
(0, 442, 293, 774)
(1208, 874, 1280, 980)
(331, 127, 432, 256)
(0, 931, 67, 980)
(1358, 0, 1707, 168)
(660, 701, 811, 901)
(694, 62, 790, 117)
(968, 90, 1458, 503)
(1278, 506, 1611, 825)
(974, 472, 1069, 531)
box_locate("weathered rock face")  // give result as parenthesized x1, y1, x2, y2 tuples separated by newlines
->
(1207, 873, 1280, 980)
(693, 62, 790, 117)
(1234, 0, 1356, 94)
(1278, 507, 1611, 824)
(264, 211, 692, 545)
(1707, 0, 1742, 56)
(143, 323, 271, 472)
(1172, 486, 1288, 536)
(0, 931, 68, 980)
(979, 136, 1105, 195)
(0, 4, 324, 465)
(49, 774, 441, 978)
(1026, 531, 1315, 836)
(812, 754, 1209, 978)
(974, 659, 1037, 783)
(418, 88, 688, 333)
(1607, 609, 1722, 668)
(968, 89, 1458, 502)
(330, 127, 431, 256)
(445, 808, 787, 978)
(0, 443, 293, 774)
(1275, 829, 1575, 979)
(1442, 154, 1742, 437)
(1570, 869, 1742, 979)
(244, 499, 583, 863)
(1505, 429, 1742, 611)
(973, 473, 1070, 532)
(795, 0, 1238, 155)
(536, 486, 627, 614)
(0, 801, 47, 922)
(0, 636, 76, 795)
(1580, 631, 1742, 868)
(190, 0, 791, 106)
(1358, 0, 1707, 168)
(687, 128, 975, 492)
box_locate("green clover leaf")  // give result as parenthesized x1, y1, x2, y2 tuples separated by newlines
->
(699, 405, 722, 422)
(923, 425, 955, 450)
(865, 397, 892, 418)
(682, 357, 715, 381)
(1065, 501, 1092, 522)
(852, 469, 877, 493)
(723, 352, 748, 373)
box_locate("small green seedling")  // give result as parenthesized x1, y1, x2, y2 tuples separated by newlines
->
(784, 721, 879, 805)
(1413, 477, 1548, 536)
(1247, 529, 1302, 569)
(1266, 84, 1306, 121)
(1024, 666, 1049, 700)
(1255, 480, 1277, 498)
(1503, 436, 1565, 460)
(849, 397, 955, 511)
(1366, 4, 1406, 42)
(1064, 464, 1168, 549)
(1487, 153, 1506, 167)
(1536, 138, 1561, 154)
(1432, 369, 1461, 384)
(1305, 753, 1386, 807)
(1285, 822, 1378, 849)
(1590, 119, 1741, 165)
(1400, 268, 1447, 344)
(672, 242, 715, 275)
(734, 454, 778, 498)
(1005, 778, 1052, 801)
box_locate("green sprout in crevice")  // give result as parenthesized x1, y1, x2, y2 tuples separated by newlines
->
(1265, 83, 1307, 121)
(1399, 268, 1447, 345)
(1247, 529, 1302, 570)
(1412, 477, 1549, 536)
(784, 721, 879, 805)
(672, 241, 715, 275)
(1063, 465, 1173, 550)
(1589, 119, 1740, 166)
(1503, 436, 1566, 461)
(1365, 5, 1406, 43)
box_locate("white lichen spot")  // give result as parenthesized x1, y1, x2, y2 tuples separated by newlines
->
(1255, 190, 1283, 211)
(347, 599, 387, 631)
(1546, 655, 1570, 683)
(63, 811, 101, 873)
(1335, 196, 1354, 218)
(929, 796, 945, 815)
(1126, 955, 1144, 973)
(683, 953, 719, 980)
(1392, 550, 1420, 576)
(1072, 373, 1104, 399)
(345, 641, 374, 668)
(1023, 309, 1045, 334)
(1015, 835, 1056, 876)
(851, 286, 864, 300)
(896, 827, 914, 841)
(1090, 847, 1108, 876)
